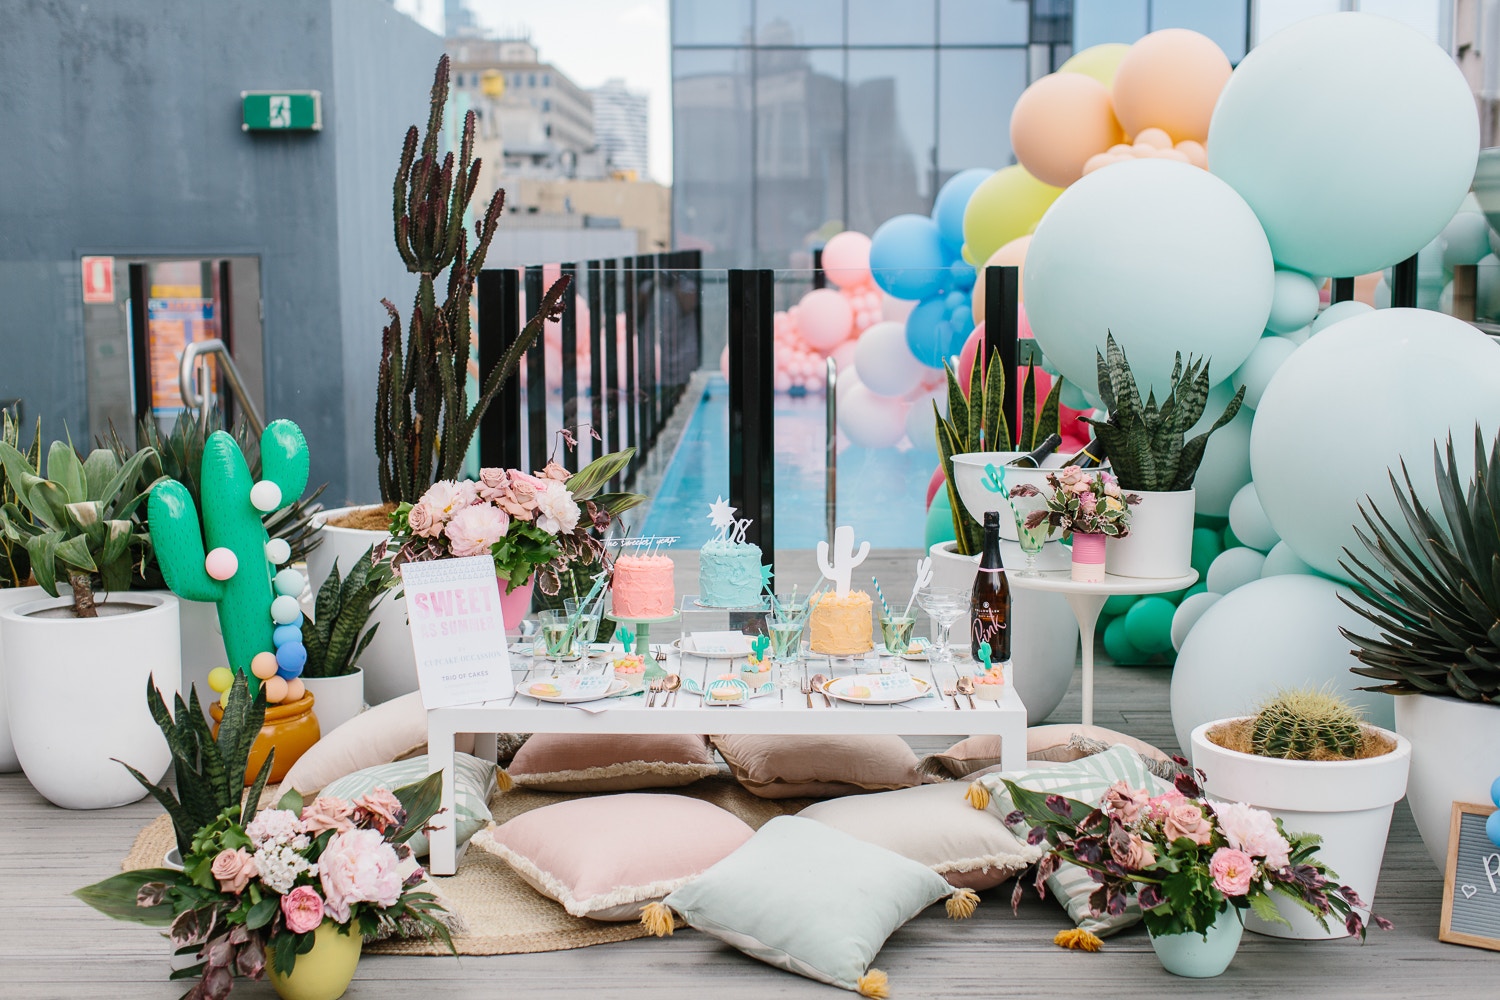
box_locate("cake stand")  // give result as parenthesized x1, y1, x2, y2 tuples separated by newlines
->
(604, 610, 680, 657)
(1005, 569, 1197, 726)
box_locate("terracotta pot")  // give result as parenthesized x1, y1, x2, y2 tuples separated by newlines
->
(211, 691, 320, 784)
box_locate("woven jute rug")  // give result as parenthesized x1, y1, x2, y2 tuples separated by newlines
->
(123, 775, 815, 956)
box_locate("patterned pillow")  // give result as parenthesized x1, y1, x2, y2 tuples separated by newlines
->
(321, 753, 496, 858)
(969, 745, 1168, 936)
(505, 734, 719, 792)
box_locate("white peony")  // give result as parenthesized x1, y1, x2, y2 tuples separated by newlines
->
(1213, 801, 1291, 870)
(534, 483, 581, 535)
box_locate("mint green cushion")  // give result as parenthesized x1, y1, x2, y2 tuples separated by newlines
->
(663, 816, 954, 993)
(970, 745, 1168, 936)
(321, 752, 496, 858)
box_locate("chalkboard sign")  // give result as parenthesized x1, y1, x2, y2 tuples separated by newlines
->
(1439, 801, 1500, 951)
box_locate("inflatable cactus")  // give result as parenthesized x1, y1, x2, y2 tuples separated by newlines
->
(148, 420, 310, 698)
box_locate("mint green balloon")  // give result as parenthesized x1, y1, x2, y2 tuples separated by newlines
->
(1124, 597, 1176, 655)
(1102, 594, 1138, 617)
(925, 490, 957, 549)
(1103, 616, 1148, 666)
(1184, 581, 1208, 599)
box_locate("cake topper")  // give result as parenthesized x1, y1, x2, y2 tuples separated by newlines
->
(707, 496, 752, 545)
(816, 525, 870, 598)
(605, 534, 679, 557)
(977, 640, 993, 674)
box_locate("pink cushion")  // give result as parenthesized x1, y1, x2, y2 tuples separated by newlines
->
(474, 794, 754, 920)
(713, 734, 928, 799)
(506, 734, 719, 792)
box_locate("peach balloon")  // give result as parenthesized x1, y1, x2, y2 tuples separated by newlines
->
(1134, 126, 1173, 149)
(1175, 140, 1208, 168)
(971, 236, 1031, 325)
(821, 231, 872, 289)
(284, 678, 306, 703)
(263, 676, 289, 704)
(1111, 29, 1232, 143)
(1010, 73, 1124, 189)
(251, 651, 280, 681)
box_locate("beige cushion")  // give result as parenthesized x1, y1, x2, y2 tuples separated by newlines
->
(505, 734, 719, 792)
(277, 691, 476, 796)
(713, 734, 928, 799)
(798, 780, 1040, 890)
(924, 724, 1171, 779)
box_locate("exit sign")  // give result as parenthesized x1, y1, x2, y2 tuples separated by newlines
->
(241, 91, 322, 132)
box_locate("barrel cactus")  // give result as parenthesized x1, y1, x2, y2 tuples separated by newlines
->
(1249, 688, 1366, 761)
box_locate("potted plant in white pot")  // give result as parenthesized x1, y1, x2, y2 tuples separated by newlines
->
(0, 438, 179, 809)
(1085, 334, 1245, 579)
(299, 545, 390, 735)
(0, 412, 43, 773)
(1340, 427, 1500, 871)
(1191, 687, 1410, 939)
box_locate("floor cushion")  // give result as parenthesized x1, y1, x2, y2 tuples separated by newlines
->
(505, 734, 719, 792)
(713, 734, 928, 799)
(924, 723, 1173, 779)
(320, 752, 496, 858)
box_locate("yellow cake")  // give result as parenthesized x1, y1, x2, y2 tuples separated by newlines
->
(809, 590, 874, 655)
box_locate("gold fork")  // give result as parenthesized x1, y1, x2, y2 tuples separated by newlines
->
(647, 676, 664, 707)
(942, 683, 962, 710)
(800, 677, 814, 709)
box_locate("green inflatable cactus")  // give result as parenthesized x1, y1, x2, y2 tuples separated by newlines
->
(148, 421, 310, 693)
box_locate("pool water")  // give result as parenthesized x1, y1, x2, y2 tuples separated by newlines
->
(641, 376, 932, 549)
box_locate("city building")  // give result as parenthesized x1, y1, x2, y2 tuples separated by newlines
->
(590, 78, 652, 180)
(448, 36, 595, 159)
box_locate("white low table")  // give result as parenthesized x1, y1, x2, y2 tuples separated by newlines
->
(426, 651, 1027, 875)
(1006, 569, 1198, 726)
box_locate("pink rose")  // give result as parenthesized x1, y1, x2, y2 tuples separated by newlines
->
(1145, 790, 1187, 821)
(210, 848, 257, 894)
(1164, 802, 1213, 846)
(541, 461, 572, 482)
(300, 796, 355, 835)
(444, 503, 510, 558)
(1078, 491, 1097, 513)
(353, 787, 404, 833)
(281, 885, 325, 934)
(318, 829, 404, 924)
(1210, 847, 1255, 896)
(406, 503, 438, 538)
(477, 467, 510, 501)
(1113, 832, 1155, 870)
(1101, 781, 1150, 825)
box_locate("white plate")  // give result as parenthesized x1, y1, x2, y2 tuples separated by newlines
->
(684, 677, 775, 705)
(523, 675, 627, 704)
(821, 673, 931, 705)
(672, 636, 751, 660)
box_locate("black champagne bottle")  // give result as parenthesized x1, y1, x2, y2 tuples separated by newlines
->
(1007, 432, 1062, 468)
(971, 510, 1011, 662)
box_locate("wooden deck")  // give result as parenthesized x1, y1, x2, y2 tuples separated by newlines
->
(2, 549, 1490, 998)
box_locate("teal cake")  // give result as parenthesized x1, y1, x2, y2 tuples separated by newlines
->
(699, 539, 764, 608)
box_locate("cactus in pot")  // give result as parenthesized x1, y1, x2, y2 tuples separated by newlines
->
(1249, 688, 1367, 761)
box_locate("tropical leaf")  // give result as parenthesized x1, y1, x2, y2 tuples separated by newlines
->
(981, 350, 1007, 451)
(392, 771, 446, 843)
(74, 869, 180, 926)
(1175, 385, 1244, 490)
(565, 448, 636, 502)
(944, 362, 969, 445)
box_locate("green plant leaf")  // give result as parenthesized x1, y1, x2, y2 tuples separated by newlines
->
(1037, 375, 1062, 442)
(47, 440, 86, 503)
(944, 363, 969, 449)
(565, 449, 636, 501)
(392, 771, 445, 843)
(1020, 364, 1037, 450)
(982, 350, 1008, 451)
(1175, 385, 1244, 490)
(74, 869, 179, 926)
(242, 751, 277, 829)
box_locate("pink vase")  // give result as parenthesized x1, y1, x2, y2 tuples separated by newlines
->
(1070, 532, 1107, 582)
(498, 575, 536, 629)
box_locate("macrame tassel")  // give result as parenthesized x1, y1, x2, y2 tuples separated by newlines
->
(1054, 928, 1103, 952)
(640, 901, 675, 937)
(946, 887, 980, 919)
(965, 782, 990, 811)
(495, 768, 514, 793)
(856, 969, 890, 998)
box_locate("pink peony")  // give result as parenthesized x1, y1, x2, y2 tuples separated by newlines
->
(245, 809, 304, 849)
(444, 503, 510, 557)
(354, 787, 404, 833)
(406, 503, 438, 538)
(417, 480, 462, 520)
(1164, 802, 1213, 846)
(1101, 781, 1150, 825)
(1210, 847, 1255, 896)
(300, 796, 355, 835)
(534, 482, 581, 535)
(210, 848, 257, 894)
(318, 829, 404, 923)
(1145, 790, 1187, 822)
(1215, 802, 1291, 870)
(280, 885, 325, 934)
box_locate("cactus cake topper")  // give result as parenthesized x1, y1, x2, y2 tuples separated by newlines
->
(816, 525, 870, 598)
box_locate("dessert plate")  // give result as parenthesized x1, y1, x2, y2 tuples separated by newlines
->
(898, 638, 932, 662)
(672, 635, 751, 659)
(523, 675, 626, 704)
(821, 673, 931, 705)
(682, 677, 775, 704)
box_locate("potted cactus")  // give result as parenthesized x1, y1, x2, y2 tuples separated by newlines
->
(298, 546, 391, 735)
(1339, 428, 1500, 870)
(0, 438, 180, 809)
(1190, 687, 1409, 940)
(1085, 333, 1245, 578)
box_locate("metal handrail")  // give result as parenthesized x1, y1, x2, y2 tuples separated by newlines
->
(825, 356, 837, 547)
(179, 338, 265, 436)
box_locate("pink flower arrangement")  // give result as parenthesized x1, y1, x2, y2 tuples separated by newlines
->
(1010, 467, 1140, 539)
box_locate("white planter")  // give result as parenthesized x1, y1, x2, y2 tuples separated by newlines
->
(928, 541, 1079, 723)
(302, 669, 365, 737)
(1191, 719, 1410, 939)
(0, 592, 181, 809)
(308, 505, 415, 706)
(1105, 488, 1195, 579)
(950, 452, 1086, 542)
(0, 585, 45, 772)
(1395, 694, 1500, 871)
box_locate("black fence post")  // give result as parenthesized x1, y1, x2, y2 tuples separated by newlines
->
(524, 265, 547, 471)
(128, 263, 152, 422)
(728, 269, 775, 576)
(559, 262, 578, 433)
(1391, 254, 1419, 309)
(982, 265, 1020, 447)
(604, 258, 622, 492)
(477, 268, 523, 471)
(636, 253, 657, 466)
(1331, 277, 1355, 304)
(623, 259, 639, 487)
(690, 249, 704, 372)
(812, 247, 826, 290)
(587, 261, 603, 465)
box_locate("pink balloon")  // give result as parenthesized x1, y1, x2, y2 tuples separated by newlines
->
(204, 547, 238, 582)
(926, 466, 945, 508)
(797, 288, 854, 350)
(830, 340, 858, 374)
(774, 372, 791, 393)
(822, 231, 872, 289)
(719, 344, 730, 380)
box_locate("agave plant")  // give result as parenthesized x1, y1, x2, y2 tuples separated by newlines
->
(301, 546, 391, 679)
(1341, 428, 1500, 703)
(1084, 333, 1245, 493)
(0, 412, 40, 587)
(933, 351, 1061, 555)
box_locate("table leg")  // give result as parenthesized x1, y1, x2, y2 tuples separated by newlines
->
(1062, 592, 1109, 727)
(426, 716, 458, 876)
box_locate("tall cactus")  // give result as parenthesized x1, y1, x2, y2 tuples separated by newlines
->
(148, 421, 310, 691)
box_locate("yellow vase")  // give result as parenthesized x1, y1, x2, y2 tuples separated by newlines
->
(267, 921, 363, 1000)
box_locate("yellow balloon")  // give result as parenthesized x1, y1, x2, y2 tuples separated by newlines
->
(219, 689, 231, 709)
(961, 165, 1062, 269)
(1059, 42, 1132, 87)
(207, 666, 234, 693)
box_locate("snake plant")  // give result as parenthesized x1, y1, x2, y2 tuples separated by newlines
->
(0, 412, 40, 587)
(1341, 428, 1500, 703)
(1084, 333, 1245, 493)
(301, 545, 391, 679)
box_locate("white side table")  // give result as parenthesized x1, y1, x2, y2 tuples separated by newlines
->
(1006, 569, 1198, 726)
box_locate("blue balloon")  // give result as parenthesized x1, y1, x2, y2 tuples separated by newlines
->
(948, 260, 976, 288)
(932, 168, 992, 255)
(870, 214, 947, 301)
(1488, 809, 1500, 850)
(905, 296, 953, 368)
(273, 623, 303, 648)
(275, 642, 307, 678)
(1492, 774, 1500, 808)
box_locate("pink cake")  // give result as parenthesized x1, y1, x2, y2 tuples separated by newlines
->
(611, 554, 676, 619)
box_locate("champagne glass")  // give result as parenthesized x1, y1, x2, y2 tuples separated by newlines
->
(1011, 494, 1051, 576)
(916, 587, 969, 665)
(538, 609, 576, 671)
(563, 598, 600, 647)
(765, 612, 807, 689)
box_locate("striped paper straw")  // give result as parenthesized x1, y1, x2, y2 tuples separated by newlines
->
(872, 576, 892, 616)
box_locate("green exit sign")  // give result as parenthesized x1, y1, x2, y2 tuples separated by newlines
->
(241, 91, 322, 132)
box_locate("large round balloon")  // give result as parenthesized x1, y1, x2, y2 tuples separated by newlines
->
(1266, 270, 1320, 333)
(1059, 42, 1131, 86)
(1251, 308, 1500, 582)
(932, 168, 992, 256)
(838, 384, 909, 449)
(1230, 335, 1296, 409)
(904, 296, 959, 369)
(1025, 159, 1273, 400)
(962, 165, 1062, 268)
(1227, 483, 1279, 552)
(853, 321, 925, 398)
(1112, 29, 1232, 143)
(821, 231, 872, 289)
(1170, 575, 1394, 750)
(905, 389, 943, 455)
(971, 236, 1030, 325)
(1011, 73, 1124, 189)
(794, 288, 853, 351)
(1208, 13, 1478, 277)
(1189, 384, 1254, 517)
(870, 214, 947, 301)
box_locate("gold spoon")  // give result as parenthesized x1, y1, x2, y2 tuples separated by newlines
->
(809, 673, 834, 708)
(662, 673, 681, 708)
(956, 675, 977, 710)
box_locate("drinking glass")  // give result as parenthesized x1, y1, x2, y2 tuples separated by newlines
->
(563, 598, 600, 646)
(536, 609, 577, 667)
(765, 603, 808, 689)
(768, 593, 809, 623)
(916, 587, 969, 665)
(1011, 494, 1051, 576)
(878, 614, 916, 656)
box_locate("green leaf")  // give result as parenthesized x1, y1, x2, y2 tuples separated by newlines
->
(47, 440, 86, 503)
(73, 869, 180, 926)
(245, 896, 278, 930)
(242, 751, 276, 829)
(392, 771, 445, 843)
(277, 787, 305, 814)
(1037, 375, 1063, 442)
(1020, 363, 1037, 450)
(1250, 888, 1293, 928)
(981, 349, 1007, 451)
(565, 449, 635, 501)
(590, 491, 647, 516)
(81, 448, 119, 500)
(944, 363, 969, 449)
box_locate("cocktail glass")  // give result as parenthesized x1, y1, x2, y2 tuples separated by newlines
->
(916, 587, 969, 665)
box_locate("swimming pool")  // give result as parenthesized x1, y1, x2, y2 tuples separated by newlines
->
(641, 376, 932, 549)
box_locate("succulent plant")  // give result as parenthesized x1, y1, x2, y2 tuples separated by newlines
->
(377, 54, 570, 504)
(1249, 687, 1366, 761)
(1084, 333, 1245, 493)
(1342, 428, 1500, 703)
(301, 545, 391, 679)
(0, 412, 40, 587)
(933, 352, 1061, 555)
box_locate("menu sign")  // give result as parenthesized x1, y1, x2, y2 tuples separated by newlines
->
(400, 555, 513, 709)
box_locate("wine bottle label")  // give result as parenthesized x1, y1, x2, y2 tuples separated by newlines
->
(972, 609, 1008, 651)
